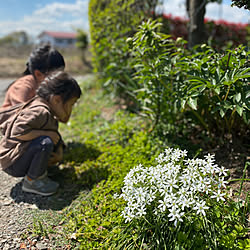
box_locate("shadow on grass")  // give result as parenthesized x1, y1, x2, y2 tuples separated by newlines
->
(9, 142, 107, 211)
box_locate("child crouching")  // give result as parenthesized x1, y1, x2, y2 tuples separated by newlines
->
(0, 71, 81, 196)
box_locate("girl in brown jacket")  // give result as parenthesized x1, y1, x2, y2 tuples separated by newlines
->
(0, 71, 81, 196)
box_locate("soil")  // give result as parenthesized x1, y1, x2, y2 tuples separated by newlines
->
(0, 165, 82, 249)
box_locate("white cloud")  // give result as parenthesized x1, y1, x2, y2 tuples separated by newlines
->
(34, 0, 86, 18)
(163, 0, 187, 18)
(163, 0, 249, 23)
(206, 2, 249, 23)
(0, 0, 89, 38)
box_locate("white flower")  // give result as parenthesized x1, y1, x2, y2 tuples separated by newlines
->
(203, 184, 212, 195)
(217, 177, 228, 188)
(136, 206, 146, 217)
(179, 174, 191, 186)
(204, 153, 215, 163)
(216, 166, 228, 176)
(205, 162, 216, 174)
(156, 153, 165, 163)
(211, 189, 226, 202)
(179, 197, 192, 210)
(168, 207, 184, 226)
(164, 148, 173, 155)
(120, 147, 229, 225)
(158, 199, 168, 212)
(167, 198, 179, 209)
(113, 193, 119, 199)
(193, 200, 209, 216)
(166, 179, 178, 192)
(122, 208, 135, 222)
(181, 149, 188, 157)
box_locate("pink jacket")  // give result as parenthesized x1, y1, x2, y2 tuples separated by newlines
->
(1, 75, 39, 108)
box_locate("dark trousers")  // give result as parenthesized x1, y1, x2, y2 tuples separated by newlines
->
(4, 136, 54, 179)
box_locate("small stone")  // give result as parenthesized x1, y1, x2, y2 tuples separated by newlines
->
(3, 244, 10, 250)
(36, 242, 47, 250)
(2, 200, 12, 206)
(28, 204, 38, 209)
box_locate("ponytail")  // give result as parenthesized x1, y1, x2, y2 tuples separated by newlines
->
(22, 62, 31, 76)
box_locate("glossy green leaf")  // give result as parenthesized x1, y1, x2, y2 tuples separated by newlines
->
(236, 105, 243, 116)
(188, 98, 197, 110)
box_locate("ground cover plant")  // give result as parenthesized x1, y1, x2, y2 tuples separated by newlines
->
(26, 75, 249, 249)
(115, 149, 249, 249)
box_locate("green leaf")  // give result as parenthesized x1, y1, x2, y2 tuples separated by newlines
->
(236, 105, 243, 116)
(235, 93, 241, 103)
(214, 87, 220, 95)
(220, 109, 226, 118)
(188, 98, 197, 110)
(189, 76, 209, 86)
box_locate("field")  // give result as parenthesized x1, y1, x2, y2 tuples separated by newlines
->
(0, 45, 92, 77)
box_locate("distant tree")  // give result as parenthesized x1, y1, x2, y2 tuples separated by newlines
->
(231, 0, 250, 9)
(186, 0, 222, 48)
(76, 29, 92, 69)
(0, 31, 29, 46)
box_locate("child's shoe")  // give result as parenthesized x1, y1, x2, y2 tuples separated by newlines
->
(22, 174, 59, 196)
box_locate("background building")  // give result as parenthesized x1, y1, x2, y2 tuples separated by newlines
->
(37, 31, 77, 48)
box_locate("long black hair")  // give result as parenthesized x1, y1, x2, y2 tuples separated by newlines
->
(6, 44, 65, 90)
(37, 71, 82, 103)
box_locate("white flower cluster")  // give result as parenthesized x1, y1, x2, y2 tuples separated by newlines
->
(117, 148, 228, 226)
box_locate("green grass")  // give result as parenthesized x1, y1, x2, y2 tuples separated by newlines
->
(26, 74, 161, 248)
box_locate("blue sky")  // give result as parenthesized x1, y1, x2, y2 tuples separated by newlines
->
(0, 0, 249, 38)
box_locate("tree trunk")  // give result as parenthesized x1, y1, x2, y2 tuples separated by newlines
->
(187, 0, 206, 48)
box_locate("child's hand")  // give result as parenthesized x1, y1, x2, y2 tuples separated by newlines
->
(48, 144, 63, 166)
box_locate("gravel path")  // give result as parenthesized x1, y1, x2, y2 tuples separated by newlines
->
(0, 172, 44, 249)
(0, 166, 79, 249)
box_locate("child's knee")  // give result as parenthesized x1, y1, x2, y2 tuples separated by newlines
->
(40, 136, 54, 152)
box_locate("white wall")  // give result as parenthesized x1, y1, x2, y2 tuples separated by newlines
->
(38, 34, 76, 48)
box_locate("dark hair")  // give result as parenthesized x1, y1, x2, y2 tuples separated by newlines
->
(6, 44, 65, 91)
(37, 71, 82, 103)
(23, 44, 65, 75)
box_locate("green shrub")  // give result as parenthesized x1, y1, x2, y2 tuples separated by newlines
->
(128, 19, 250, 141)
(88, 0, 161, 99)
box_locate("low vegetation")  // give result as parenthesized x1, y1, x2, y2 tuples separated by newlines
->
(27, 74, 249, 249)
